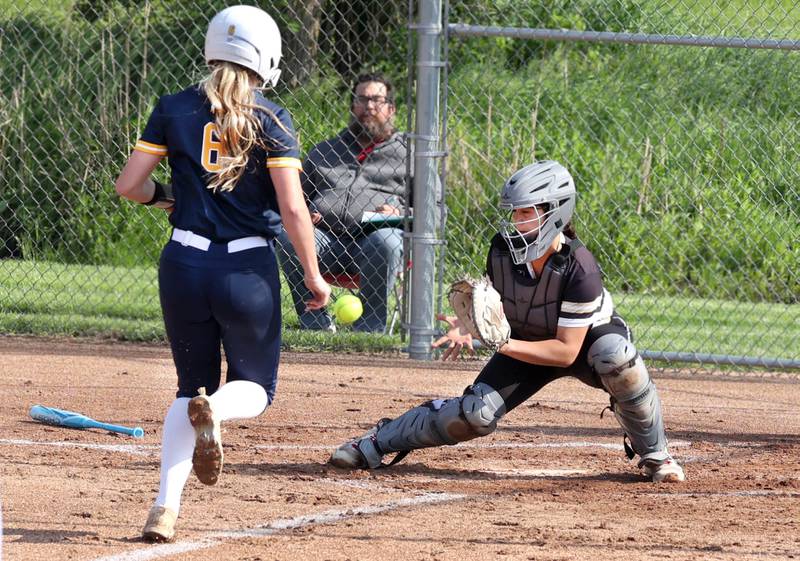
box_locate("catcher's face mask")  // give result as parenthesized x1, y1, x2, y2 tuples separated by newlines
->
(499, 161, 577, 264)
(500, 205, 559, 264)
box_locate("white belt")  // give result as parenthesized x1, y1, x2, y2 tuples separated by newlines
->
(171, 229, 268, 253)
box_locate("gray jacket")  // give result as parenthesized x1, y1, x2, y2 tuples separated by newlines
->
(302, 129, 409, 236)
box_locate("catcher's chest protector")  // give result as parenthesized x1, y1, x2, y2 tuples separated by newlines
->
(489, 240, 581, 341)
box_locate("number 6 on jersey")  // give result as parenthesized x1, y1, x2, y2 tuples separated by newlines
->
(201, 123, 226, 172)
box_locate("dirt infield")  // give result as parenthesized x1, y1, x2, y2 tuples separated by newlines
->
(1, 336, 799, 561)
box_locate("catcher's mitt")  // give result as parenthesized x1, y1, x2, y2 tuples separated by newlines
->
(448, 277, 510, 351)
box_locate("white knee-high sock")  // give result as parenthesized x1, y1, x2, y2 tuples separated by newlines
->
(152, 382, 267, 513)
(209, 380, 269, 421)
(154, 397, 194, 514)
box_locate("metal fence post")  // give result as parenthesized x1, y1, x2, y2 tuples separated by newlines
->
(408, 0, 444, 360)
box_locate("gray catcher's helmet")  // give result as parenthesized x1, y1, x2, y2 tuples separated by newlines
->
(499, 161, 577, 264)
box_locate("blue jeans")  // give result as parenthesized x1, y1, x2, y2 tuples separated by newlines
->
(276, 227, 403, 333)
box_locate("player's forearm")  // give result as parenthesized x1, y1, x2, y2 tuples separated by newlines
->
(115, 151, 164, 203)
(273, 167, 322, 280)
(498, 338, 580, 367)
(281, 207, 322, 280)
(116, 178, 174, 209)
(116, 173, 157, 203)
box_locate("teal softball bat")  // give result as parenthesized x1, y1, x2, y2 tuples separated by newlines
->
(29, 405, 144, 439)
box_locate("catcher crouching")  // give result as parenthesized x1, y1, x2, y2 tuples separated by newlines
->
(329, 160, 685, 483)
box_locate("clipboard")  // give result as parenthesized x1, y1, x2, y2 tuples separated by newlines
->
(360, 211, 407, 228)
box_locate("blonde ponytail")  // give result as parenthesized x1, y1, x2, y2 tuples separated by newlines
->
(200, 62, 267, 193)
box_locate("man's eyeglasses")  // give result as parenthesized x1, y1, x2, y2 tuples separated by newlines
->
(354, 95, 392, 107)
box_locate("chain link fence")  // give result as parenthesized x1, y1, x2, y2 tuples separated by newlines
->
(432, 0, 800, 369)
(0, 0, 409, 340)
(0, 0, 798, 368)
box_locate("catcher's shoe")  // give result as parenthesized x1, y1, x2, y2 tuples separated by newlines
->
(640, 456, 685, 483)
(329, 419, 389, 469)
(188, 387, 223, 485)
(142, 505, 177, 543)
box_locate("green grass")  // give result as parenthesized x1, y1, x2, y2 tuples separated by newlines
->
(0, 308, 404, 353)
(0, 260, 160, 320)
(0, 259, 405, 351)
(1, 260, 797, 361)
(615, 294, 800, 360)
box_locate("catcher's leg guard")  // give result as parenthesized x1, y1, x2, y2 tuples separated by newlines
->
(378, 381, 507, 451)
(330, 382, 506, 469)
(588, 333, 670, 463)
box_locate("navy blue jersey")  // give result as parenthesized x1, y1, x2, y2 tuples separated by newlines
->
(134, 85, 301, 242)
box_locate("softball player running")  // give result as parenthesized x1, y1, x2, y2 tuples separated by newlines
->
(330, 161, 685, 483)
(115, 5, 329, 542)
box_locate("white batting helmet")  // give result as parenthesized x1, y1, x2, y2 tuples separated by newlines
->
(204, 5, 282, 87)
(499, 161, 577, 264)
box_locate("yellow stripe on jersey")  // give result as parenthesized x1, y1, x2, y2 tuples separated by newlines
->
(266, 157, 302, 170)
(134, 140, 168, 156)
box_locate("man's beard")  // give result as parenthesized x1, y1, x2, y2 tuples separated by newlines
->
(349, 115, 395, 144)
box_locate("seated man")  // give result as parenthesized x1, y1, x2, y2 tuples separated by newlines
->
(277, 72, 407, 332)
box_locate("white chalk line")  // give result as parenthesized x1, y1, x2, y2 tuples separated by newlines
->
(91, 489, 466, 561)
(254, 439, 693, 451)
(87, 474, 799, 561)
(0, 438, 700, 456)
(0, 438, 692, 458)
(480, 468, 591, 477)
(0, 438, 157, 456)
(467, 439, 691, 450)
(321, 469, 594, 491)
(643, 490, 800, 498)
(320, 478, 404, 493)
(404, 468, 595, 485)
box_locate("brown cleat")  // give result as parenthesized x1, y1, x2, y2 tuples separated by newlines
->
(142, 505, 177, 543)
(188, 387, 223, 485)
